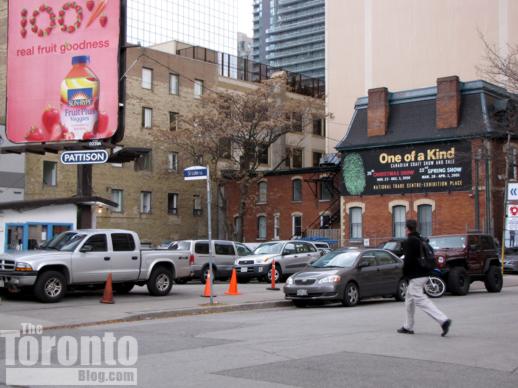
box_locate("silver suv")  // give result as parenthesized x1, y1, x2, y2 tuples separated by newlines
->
(166, 240, 252, 283)
(234, 240, 321, 283)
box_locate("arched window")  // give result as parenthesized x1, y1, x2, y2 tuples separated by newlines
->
(258, 181, 267, 203)
(257, 216, 267, 239)
(292, 179, 302, 201)
(392, 205, 406, 238)
(417, 204, 433, 237)
(349, 207, 362, 239)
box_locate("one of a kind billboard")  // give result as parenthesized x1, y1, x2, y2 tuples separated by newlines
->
(341, 141, 472, 196)
(6, 0, 121, 144)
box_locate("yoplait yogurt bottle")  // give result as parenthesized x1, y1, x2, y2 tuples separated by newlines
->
(60, 55, 99, 139)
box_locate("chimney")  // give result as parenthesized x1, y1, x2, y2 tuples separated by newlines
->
(436, 76, 461, 129)
(367, 87, 389, 137)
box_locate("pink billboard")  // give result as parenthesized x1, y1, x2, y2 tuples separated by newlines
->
(6, 0, 120, 143)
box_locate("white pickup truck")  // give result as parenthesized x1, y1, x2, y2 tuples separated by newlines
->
(0, 229, 191, 303)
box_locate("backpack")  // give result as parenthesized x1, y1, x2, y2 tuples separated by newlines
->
(418, 238, 437, 271)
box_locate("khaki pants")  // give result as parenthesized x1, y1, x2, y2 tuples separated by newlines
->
(404, 277, 448, 331)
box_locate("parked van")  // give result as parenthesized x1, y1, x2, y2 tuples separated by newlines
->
(166, 240, 253, 283)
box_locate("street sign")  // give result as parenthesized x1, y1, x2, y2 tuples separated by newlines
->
(508, 205, 518, 217)
(183, 166, 208, 180)
(508, 183, 518, 200)
(60, 150, 109, 165)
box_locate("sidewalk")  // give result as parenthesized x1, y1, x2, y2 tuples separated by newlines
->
(1, 275, 517, 331)
(0, 281, 290, 330)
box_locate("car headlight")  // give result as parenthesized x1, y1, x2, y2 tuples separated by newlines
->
(286, 276, 294, 285)
(318, 275, 341, 284)
(15, 262, 33, 272)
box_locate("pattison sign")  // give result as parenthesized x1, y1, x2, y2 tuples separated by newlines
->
(60, 149, 109, 165)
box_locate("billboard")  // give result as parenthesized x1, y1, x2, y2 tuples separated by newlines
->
(341, 141, 472, 196)
(6, 0, 120, 143)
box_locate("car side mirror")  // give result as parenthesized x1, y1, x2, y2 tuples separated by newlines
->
(358, 261, 369, 269)
(80, 244, 93, 253)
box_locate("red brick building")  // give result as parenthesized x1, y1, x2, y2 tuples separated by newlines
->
(337, 76, 518, 247)
(223, 163, 341, 244)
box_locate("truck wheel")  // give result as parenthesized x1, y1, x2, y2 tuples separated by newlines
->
(484, 265, 503, 293)
(147, 266, 173, 296)
(113, 282, 135, 294)
(200, 265, 217, 284)
(447, 267, 470, 295)
(34, 271, 67, 303)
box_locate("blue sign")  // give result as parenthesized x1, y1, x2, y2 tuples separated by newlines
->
(60, 150, 109, 165)
(184, 166, 208, 180)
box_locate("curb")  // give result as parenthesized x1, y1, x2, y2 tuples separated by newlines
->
(43, 300, 293, 331)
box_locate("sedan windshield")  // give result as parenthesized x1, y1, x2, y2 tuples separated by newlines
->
(311, 251, 361, 268)
(254, 242, 283, 255)
(41, 232, 86, 252)
(428, 236, 466, 249)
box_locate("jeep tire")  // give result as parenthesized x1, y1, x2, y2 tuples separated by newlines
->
(147, 266, 174, 296)
(484, 265, 503, 293)
(447, 267, 470, 295)
(34, 271, 67, 303)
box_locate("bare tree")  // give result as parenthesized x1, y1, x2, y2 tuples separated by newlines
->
(174, 76, 323, 241)
(478, 34, 518, 93)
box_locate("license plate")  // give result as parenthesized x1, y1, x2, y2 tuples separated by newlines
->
(296, 289, 308, 296)
(240, 267, 248, 273)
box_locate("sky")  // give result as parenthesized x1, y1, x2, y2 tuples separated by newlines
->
(238, 0, 254, 37)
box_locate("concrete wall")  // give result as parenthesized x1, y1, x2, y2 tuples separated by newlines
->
(326, 0, 518, 151)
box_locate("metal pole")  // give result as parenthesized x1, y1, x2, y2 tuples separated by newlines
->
(475, 150, 480, 231)
(206, 165, 214, 304)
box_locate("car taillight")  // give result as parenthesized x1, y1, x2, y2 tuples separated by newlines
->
(189, 254, 195, 265)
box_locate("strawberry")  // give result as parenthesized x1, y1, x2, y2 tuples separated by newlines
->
(82, 131, 95, 140)
(21, 9, 28, 17)
(61, 25, 67, 31)
(42, 105, 60, 133)
(99, 15, 108, 27)
(38, 29, 44, 37)
(67, 25, 75, 33)
(39, 5, 47, 12)
(30, 17, 36, 25)
(63, 3, 70, 10)
(59, 10, 65, 17)
(21, 19, 27, 27)
(86, 0, 95, 12)
(32, 25, 38, 33)
(21, 29, 27, 38)
(25, 126, 47, 142)
(33, 10, 39, 17)
(46, 27, 52, 35)
(95, 112, 109, 133)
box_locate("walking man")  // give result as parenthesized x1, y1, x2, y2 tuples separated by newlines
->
(398, 219, 452, 336)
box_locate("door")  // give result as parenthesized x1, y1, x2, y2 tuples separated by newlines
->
(355, 253, 379, 298)
(213, 241, 236, 274)
(72, 233, 111, 283)
(480, 235, 498, 272)
(110, 233, 140, 282)
(280, 242, 299, 274)
(374, 250, 402, 295)
(467, 235, 483, 274)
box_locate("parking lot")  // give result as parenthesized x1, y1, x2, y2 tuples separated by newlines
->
(1, 275, 517, 331)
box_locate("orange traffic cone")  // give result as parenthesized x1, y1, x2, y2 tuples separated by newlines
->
(225, 268, 241, 295)
(201, 272, 217, 297)
(100, 273, 115, 304)
(266, 260, 280, 291)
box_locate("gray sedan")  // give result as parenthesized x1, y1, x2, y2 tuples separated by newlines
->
(283, 248, 407, 307)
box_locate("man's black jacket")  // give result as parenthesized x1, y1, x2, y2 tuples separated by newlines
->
(402, 231, 431, 279)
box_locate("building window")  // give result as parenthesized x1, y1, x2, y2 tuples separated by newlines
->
(168, 152, 178, 172)
(194, 79, 204, 98)
(111, 189, 123, 212)
(393, 205, 406, 238)
(142, 107, 153, 128)
(140, 191, 152, 214)
(134, 152, 152, 171)
(320, 214, 331, 229)
(193, 194, 202, 216)
(274, 214, 280, 240)
(292, 179, 302, 201)
(292, 214, 302, 238)
(234, 216, 242, 239)
(312, 117, 324, 136)
(258, 181, 267, 203)
(257, 215, 267, 239)
(169, 73, 179, 95)
(292, 148, 303, 168)
(169, 112, 178, 131)
(43, 161, 57, 186)
(289, 112, 303, 132)
(168, 193, 178, 215)
(258, 145, 269, 164)
(319, 179, 332, 201)
(350, 207, 362, 240)
(312, 152, 323, 167)
(418, 204, 433, 237)
(141, 67, 153, 89)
